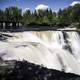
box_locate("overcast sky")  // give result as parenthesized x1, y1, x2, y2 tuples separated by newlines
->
(0, 0, 80, 11)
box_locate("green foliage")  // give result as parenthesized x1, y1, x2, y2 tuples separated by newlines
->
(71, 4, 80, 22)
(57, 4, 80, 28)
(22, 9, 57, 27)
(0, 4, 80, 29)
(0, 9, 4, 21)
(4, 7, 22, 22)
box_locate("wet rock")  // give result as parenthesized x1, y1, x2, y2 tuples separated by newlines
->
(0, 60, 80, 80)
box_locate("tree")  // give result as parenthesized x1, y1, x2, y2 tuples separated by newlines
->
(0, 9, 4, 21)
(22, 10, 33, 26)
(4, 7, 22, 22)
(70, 4, 80, 23)
(42, 16, 49, 25)
(0, 4, 80, 29)
(57, 8, 71, 27)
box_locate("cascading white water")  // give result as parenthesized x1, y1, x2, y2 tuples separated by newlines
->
(0, 31, 80, 75)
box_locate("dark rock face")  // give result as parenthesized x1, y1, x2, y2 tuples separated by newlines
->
(62, 31, 73, 54)
(0, 60, 80, 80)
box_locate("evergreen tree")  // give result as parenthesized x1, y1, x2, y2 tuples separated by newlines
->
(0, 9, 4, 21)
(4, 7, 22, 22)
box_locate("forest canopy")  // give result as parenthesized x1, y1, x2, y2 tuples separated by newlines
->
(0, 4, 80, 28)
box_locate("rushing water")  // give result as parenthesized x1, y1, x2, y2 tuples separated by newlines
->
(0, 31, 80, 75)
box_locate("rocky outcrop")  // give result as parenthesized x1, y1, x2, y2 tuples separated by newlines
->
(0, 60, 80, 80)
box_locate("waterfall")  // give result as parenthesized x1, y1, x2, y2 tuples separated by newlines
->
(0, 31, 80, 75)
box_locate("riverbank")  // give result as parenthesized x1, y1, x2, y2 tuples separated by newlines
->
(0, 27, 79, 32)
(0, 60, 80, 80)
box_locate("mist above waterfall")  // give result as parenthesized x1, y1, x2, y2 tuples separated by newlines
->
(0, 31, 80, 75)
